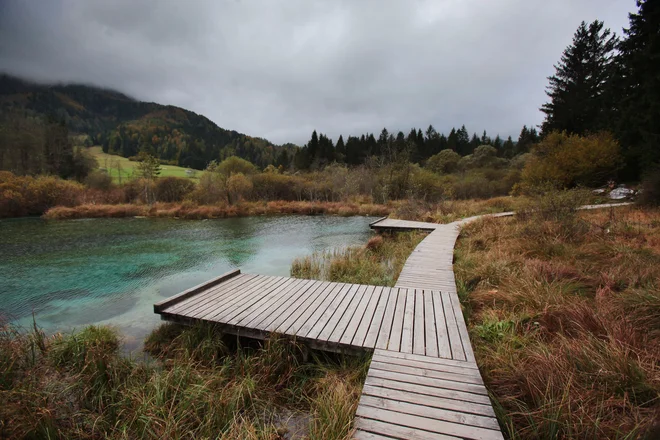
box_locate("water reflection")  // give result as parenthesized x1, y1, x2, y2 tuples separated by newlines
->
(0, 215, 376, 351)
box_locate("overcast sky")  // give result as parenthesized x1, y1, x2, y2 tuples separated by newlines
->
(0, 0, 636, 145)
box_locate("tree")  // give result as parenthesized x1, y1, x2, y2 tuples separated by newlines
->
(517, 125, 539, 155)
(502, 136, 516, 158)
(541, 20, 618, 135)
(617, 0, 660, 179)
(227, 172, 253, 204)
(136, 152, 161, 180)
(216, 156, 256, 177)
(456, 125, 470, 155)
(335, 135, 346, 163)
(307, 130, 319, 162)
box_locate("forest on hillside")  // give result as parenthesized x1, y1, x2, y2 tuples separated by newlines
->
(0, 0, 659, 210)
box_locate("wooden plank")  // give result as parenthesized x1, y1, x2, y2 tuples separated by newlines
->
(353, 286, 385, 347)
(217, 278, 296, 325)
(183, 274, 275, 319)
(284, 282, 343, 335)
(413, 290, 425, 355)
(442, 291, 466, 361)
(298, 283, 351, 338)
(370, 353, 482, 379)
(354, 417, 458, 440)
(357, 404, 499, 440)
(254, 278, 321, 331)
(448, 290, 476, 363)
(232, 278, 311, 328)
(360, 391, 499, 429)
(240, 279, 315, 330)
(269, 280, 329, 333)
(314, 283, 362, 341)
(362, 383, 494, 419)
(339, 285, 376, 345)
(352, 428, 395, 440)
(364, 375, 494, 410)
(202, 276, 287, 321)
(400, 289, 415, 353)
(424, 291, 439, 357)
(154, 269, 241, 312)
(165, 273, 256, 315)
(432, 291, 452, 358)
(327, 284, 369, 343)
(375, 288, 399, 350)
(372, 349, 479, 370)
(368, 361, 484, 387)
(387, 288, 407, 351)
(358, 397, 503, 439)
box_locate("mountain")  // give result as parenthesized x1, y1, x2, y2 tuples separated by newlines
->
(0, 74, 292, 170)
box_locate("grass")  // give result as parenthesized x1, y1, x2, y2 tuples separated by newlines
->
(291, 231, 426, 286)
(0, 321, 370, 439)
(42, 200, 391, 220)
(454, 203, 660, 439)
(88, 146, 199, 183)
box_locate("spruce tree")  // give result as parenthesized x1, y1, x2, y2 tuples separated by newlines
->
(617, 0, 660, 178)
(335, 135, 346, 163)
(541, 20, 618, 135)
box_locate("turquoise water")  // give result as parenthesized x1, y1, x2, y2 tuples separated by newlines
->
(0, 216, 376, 351)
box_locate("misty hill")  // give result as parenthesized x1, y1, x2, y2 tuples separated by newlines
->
(0, 74, 290, 169)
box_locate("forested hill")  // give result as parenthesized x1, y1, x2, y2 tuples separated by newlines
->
(0, 74, 289, 169)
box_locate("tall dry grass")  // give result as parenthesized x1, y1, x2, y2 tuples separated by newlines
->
(291, 231, 426, 286)
(0, 321, 370, 439)
(454, 204, 660, 439)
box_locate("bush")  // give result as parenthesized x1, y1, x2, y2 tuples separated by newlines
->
(84, 170, 114, 190)
(520, 131, 622, 190)
(251, 172, 300, 200)
(425, 149, 460, 174)
(227, 173, 252, 204)
(155, 177, 195, 202)
(189, 171, 227, 204)
(0, 172, 84, 217)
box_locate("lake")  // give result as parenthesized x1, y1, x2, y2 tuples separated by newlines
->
(0, 215, 376, 351)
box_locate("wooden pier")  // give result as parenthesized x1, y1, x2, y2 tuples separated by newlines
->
(155, 216, 504, 439)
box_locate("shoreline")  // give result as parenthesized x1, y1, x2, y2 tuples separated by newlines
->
(41, 200, 392, 220)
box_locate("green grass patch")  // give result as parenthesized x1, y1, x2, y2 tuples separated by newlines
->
(88, 146, 199, 183)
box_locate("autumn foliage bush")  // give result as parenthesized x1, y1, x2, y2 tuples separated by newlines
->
(0, 171, 84, 218)
(519, 131, 622, 191)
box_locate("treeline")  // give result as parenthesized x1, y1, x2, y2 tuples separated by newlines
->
(0, 112, 96, 180)
(0, 75, 291, 171)
(292, 125, 538, 170)
(540, 1, 660, 180)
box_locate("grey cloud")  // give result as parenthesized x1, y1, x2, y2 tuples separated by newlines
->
(0, 0, 635, 145)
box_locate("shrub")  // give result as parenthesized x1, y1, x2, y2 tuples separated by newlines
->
(84, 170, 114, 190)
(227, 173, 253, 204)
(215, 156, 256, 176)
(188, 171, 227, 204)
(425, 149, 461, 174)
(520, 131, 622, 190)
(155, 176, 195, 202)
(251, 173, 299, 200)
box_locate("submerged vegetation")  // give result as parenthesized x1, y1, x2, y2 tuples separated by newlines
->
(454, 202, 660, 439)
(0, 321, 369, 439)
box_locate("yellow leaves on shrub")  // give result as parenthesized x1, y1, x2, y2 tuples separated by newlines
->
(520, 131, 622, 189)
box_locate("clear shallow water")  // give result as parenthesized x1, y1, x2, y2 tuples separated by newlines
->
(0, 215, 376, 351)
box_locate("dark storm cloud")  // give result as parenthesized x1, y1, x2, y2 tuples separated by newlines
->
(0, 0, 635, 144)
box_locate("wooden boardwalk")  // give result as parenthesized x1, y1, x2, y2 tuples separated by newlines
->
(352, 219, 502, 439)
(155, 215, 504, 439)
